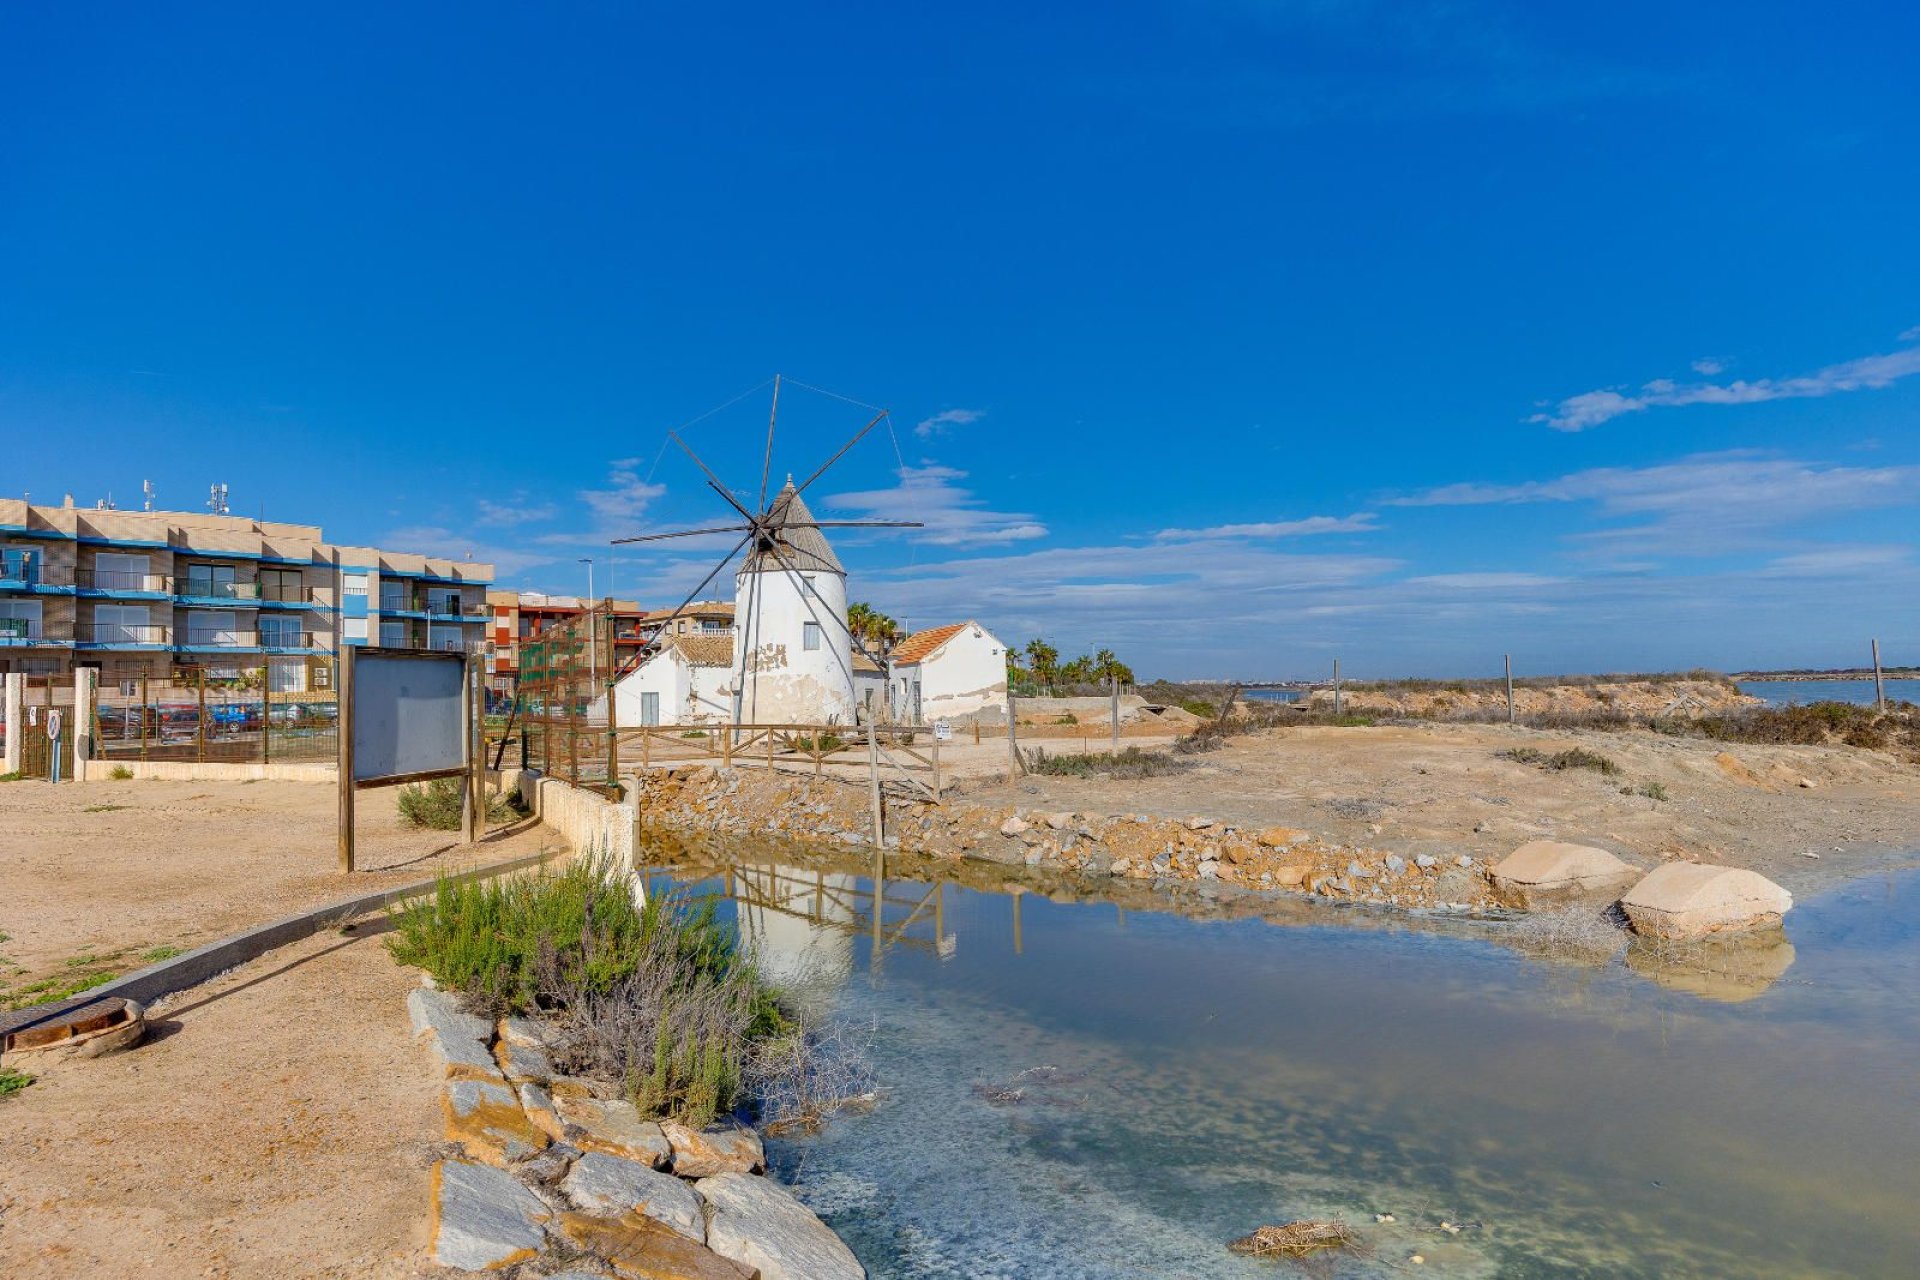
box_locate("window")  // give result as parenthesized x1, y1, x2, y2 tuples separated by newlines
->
(803, 622, 821, 651)
(259, 616, 300, 648)
(259, 568, 303, 603)
(185, 563, 237, 599)
(343, 617, 369, 643)
(0, 599, 42, 640)
(342, 571, 369, 597)
(93, 552, 149, 591)
(189, 611, 240, 647)
(380, 622, 407, 648)
(640, 692, 660, 726)
(93, 605, 151, 644)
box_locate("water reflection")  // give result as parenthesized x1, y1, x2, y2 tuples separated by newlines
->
(641, 850, 1920, 1278)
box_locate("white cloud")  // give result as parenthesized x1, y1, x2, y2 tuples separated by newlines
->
(579, 460, 667, 535)
(1154, 513, 1378, 542)
(1532, 334, 1920, 431)
(475, 495, 557, 527)
(1758, 546, 1912, 577)
(1690, 357, 1725, 376)
(381, 524, 556, 577)
(826, 464, 1048, 547)
(914, 408, 985, 439)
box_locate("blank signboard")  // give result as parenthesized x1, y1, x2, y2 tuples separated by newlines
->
(352, 651, 466, 782)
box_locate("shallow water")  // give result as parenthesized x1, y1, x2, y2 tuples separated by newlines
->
(1738, 678, 1920, 707)
(643, 859, 1920, 1278)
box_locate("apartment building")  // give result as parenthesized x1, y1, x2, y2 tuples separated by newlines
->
(0, 497, 492, 690)
(482, 592, 736, 694)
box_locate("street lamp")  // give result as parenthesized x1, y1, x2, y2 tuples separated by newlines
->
(579, 558, 597, 691)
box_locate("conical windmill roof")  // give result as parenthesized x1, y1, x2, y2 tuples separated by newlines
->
(741, 480, 845, 576)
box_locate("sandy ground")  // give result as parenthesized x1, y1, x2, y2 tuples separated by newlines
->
(0, 922, 447, 1279)
(949, 721, 1920, 896)
(0, 778, 557, 1003)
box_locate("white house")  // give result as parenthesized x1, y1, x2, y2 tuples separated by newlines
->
(612, 479, 857, 726)
(888, 620, 1008, 723)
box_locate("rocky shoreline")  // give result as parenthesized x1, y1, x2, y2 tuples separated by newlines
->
(409, 981, 864, 1278)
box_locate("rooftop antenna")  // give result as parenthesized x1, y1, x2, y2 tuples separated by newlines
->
(207, 482, 229, 516)
(142, 480, 155, 512)
(611, 374, 922, 722)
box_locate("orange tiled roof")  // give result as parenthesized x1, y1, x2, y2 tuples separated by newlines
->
(891, 622, 968, 665)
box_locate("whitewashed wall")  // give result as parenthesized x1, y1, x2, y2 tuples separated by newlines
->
(732, 565, 855, 724)
(915, 623, 1009, 722)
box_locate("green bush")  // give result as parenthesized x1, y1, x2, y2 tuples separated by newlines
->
(396, 778, 520, 831)
(108, 765, 134, 781)
(0, 1066, 33, 1099)
(387, 857, 787, 1125)
(1544, 748, 1621, 776)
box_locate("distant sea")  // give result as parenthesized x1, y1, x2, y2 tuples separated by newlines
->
(1737, 678, 1920, 707)
(1242, 688, 1302, 704)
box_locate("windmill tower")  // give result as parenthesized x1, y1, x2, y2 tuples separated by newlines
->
(608, 375, 919, 728)
(733, 477, 854, 723)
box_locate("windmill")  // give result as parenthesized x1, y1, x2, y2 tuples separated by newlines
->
(612, 375, 921, 727)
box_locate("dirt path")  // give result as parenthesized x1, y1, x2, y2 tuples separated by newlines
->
(0, 779, 556, 1006)
(0, 923, 445, 1278)
(953, 722, 1920, 895)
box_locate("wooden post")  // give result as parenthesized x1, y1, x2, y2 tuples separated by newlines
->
(1504, 653, 1515, 726)
(723, 728, 733, 769)
(1006, 691, 1024, 776)
(1872, 638, 1885, 712)
(605, 664, 618, 792)
(1332, 659, 1342, 718)
(866, 721, 885, 847)
(1110, 676, 1120, 752)
(337, 645, 355, 873)
(930, 730, 942, 802)
(973, 720, 980, 746)
(1011, 888, 1024, 955)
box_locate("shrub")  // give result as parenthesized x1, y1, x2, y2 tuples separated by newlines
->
(1024, 746, 1191, 779)
(1543, 748, 1621, 776)
(387, 857, 817, 1127)
(790, 733, 845, 754)
(1178, 699, 1217, 718)
(396, 778, 520, 831)
(0, 1066, 33, 1099)
(1498, 747, 1545, 764)
(1636, 781, 1670, 801)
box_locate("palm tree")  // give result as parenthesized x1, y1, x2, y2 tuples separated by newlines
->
(846, 602, 903, 656)
(1024, 638, 1060, 695)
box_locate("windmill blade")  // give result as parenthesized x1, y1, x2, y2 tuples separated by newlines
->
(780, 520, 924, 530)
(670, 431, 755, 521)
(759, 374, 781, 512)
(610, 525, 752, 546)
(634, 528, 756, 662)
(761, 538, 888, 671)
(793, 409, 889, 497)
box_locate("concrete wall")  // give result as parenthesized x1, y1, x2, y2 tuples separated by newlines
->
(73, 758, 337, 783)
(522, 768, 639, 862)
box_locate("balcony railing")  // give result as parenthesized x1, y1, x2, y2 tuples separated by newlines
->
(83, 623, 171, 646)
(180, 579, 259, 601)
(179, 626, 322, 649)
(2, 549, 43, 587)
(75, 568, 171, 593)
(257, 583, 317, 603)
(0, 618, 43, 644)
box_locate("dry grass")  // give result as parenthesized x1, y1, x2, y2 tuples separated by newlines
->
(1504, 906, 1630, 966)
(1228, 1220, 1356, 1258)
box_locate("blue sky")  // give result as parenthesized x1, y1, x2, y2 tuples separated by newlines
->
(4, 2, 1918, 678)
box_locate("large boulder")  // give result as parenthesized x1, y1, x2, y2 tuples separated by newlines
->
(432, 1159, 550, 1271)
(558, 1096, 672, 1168)
(444, 1078, 550, 1167)
(1488, 840, 1637, 909)
(697, 1171, 865, 1280)
(561, 1151, 705, 1241)
(555, 1211, 754, 1280)
(662, 1121, 766, 1178)
(1620, 862, 1793, 939)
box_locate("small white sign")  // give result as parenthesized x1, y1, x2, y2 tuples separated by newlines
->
(27, 705, 37, 727)
(933, 719, 952, 742)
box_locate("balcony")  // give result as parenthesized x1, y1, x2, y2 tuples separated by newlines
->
(0, 618, 44, 646)
(79, 622, 172, 649)
(75, 568, 172, 596)
(2, 549, 42, 589)
(179, 626, 324, 652)
(178, 579, 259, 604)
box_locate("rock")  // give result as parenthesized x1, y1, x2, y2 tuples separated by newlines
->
(1198, 861, 1219, 880)
(1415, 854, 1438, 869)
(445, 1078, 551, 1167)
(1000, 815, 1030, 837)
(411, 987, 491, 1043)
(519, 1082, 564, 1141)
(697, 1171, 866, 1280)
(1257, 826, 1308, 848)
(661, 1121, 765, 1178)
(496, 1038, 554, 1085)
(562, 1151, 706, 1241)
(1488, 840, 1637, 909)
(1044, 811, 1075, 830)
(498, 1015, 552, 1050)
(557, 1096, 672, 1168)
(555, 1210, 754, 1280)
(1797, 777, 1817, 790)
(1184, 815, 1215, 831)
(1384, 855, 1407, 875)
(1346, 861, 1374, 879)
(1620, 862, 1794, 939)
(432, 1159, 549, 1271)
(1272, 864, 1309, 888)
(1456, 854, 1474, 867)
(516, 1142, 581, 1186)
(1109, 858, 1131, 876)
